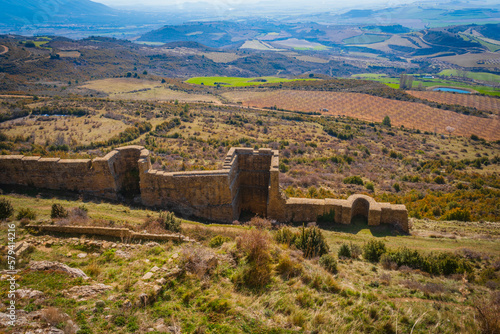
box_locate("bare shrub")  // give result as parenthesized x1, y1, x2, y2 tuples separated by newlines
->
(475, 291, 500, 334)
(42, 307, 66, 326)
(379, 273, 392, 285)
(247, 216, 273, 230)
(233, 229, 272, 289)
(180, 245, 218, 279)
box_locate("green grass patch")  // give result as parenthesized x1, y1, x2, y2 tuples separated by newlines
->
(438, 69, 500, 83)
(186, 76, 314, 87)
(294, 45, 329, 51)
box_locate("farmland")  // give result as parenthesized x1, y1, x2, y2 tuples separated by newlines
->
(408, 90, 500, 115)
(222, 90, 500, 141)
(186, 76, 313, 87)
(343, 33, 391, 44)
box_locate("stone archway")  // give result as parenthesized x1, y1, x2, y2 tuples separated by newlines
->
(350, 197, 370, 223)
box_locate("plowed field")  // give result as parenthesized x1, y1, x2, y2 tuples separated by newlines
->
(223, 90, 500, 141)
(407, 90, 500, 115)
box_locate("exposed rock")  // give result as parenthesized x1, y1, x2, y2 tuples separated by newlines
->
(145, 242, 160, 248)
(16, 288, 44, 300)
(63, 284, 112, 300)
(150, 265, 160, 273)
(30, 261, 89, 279)
(142, 272, 154, 280)
(77, 253, 87, 259)
(115, 250, 131, 259)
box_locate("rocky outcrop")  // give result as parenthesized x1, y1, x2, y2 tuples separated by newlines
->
(29, 261, 89, 279)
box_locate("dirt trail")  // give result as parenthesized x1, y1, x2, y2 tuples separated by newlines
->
(0, 45, 8, 55)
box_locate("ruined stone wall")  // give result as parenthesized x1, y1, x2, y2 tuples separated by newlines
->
(0, 145, 408, 232)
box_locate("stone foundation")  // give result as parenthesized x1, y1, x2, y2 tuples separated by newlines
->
(0, 146, 408, 232)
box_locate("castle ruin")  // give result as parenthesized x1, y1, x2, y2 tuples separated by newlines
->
(0, 146, 408, 232)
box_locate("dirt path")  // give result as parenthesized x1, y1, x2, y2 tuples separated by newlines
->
(0, 45, 8, 55)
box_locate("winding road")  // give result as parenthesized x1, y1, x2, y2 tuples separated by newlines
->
(0, 45, 8, 55)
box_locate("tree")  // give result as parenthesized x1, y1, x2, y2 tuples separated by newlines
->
(382, 116, 391, 127)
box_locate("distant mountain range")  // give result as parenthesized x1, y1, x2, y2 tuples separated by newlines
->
(0, 0, 116, 25)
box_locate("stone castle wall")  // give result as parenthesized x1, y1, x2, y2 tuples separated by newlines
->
(0, 145, 408, 232)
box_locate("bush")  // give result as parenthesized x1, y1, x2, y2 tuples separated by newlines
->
(274, 226, 297, 246)
(17, 208, 36, 221)
(343, 175, 364, 185)
(365, 182, 375, 191)
(209, 235, 231, 248)
(51, 204, 68, 219)
(338, 243, 351, 258)
(234, 229, 272, 289)
(276, 254, 303, 279)
(475, 292, 500, 334)
(434, 176, 446, 184)
(158, 211, 181, 232)
(295, 226, 329, 258)
(319, 254, 338, 274)
(393, 183, 401, 192)
(363, 240, 387, 263)
(0, 198, 14, 220)
(382, 116, 391, 127)
(442, 208, 471, 222)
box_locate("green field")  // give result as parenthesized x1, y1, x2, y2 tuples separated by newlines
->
(186, 76, 313, 87)
(294, 45, 329, 51)
(343, 34, 391, 45)
(439, 69, 500, 83)
(350, 73, 500, 96)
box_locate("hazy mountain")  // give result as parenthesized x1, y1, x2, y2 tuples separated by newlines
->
(0, 0, 116, 26)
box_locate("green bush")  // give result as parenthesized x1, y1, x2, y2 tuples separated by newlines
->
(51, 204, 68, 219)
(295, 226, 329, 258)
(365, 182, 375, 191)
(0, 198, 14, 220)
(17, 208, 36, 221)
(434, 176, 446, 184)
(442, 208, 471, 222)
(363, 240, 387, 263)
(276, 254, 303, 279)
(209, 235, 231, 248)
(274, 226, 297, 246)
(343, 175, 364, 185)
(393, 183, 401, 192)
(158, 211, 181, 232)
(319, 254, 338, 274)
(338, 243, 351, 258)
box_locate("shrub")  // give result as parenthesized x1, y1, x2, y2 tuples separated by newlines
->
(158, 211, 181, 232)
(16, 208, 36, 221)
(338, 243, 351, 258)
(382, 116, 391, 127)
(209, 235, 231, 248)
(442, 208, 471, 222)
(234, 229, 273, 289)
(393, 183, 401, 192)
(475, 292, 500, 334)
(51, 204, 68, 219)
(0, 198, 14, 220)
(365, 182, 375, 191)
(295, 226, 329, 258)
(274, 226, 297, 246)
(363, 240, 387, 263)
(350, 243, 362, 259)
(276, 254, 303, 279)
(343, 175, 364, 185)
(434, 175, 446, 184)
(319, 254, 338, 274)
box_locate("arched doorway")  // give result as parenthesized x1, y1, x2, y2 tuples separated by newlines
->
(350, 197, 370, 224)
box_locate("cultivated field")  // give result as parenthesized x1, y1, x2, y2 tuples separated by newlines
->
(343, 33, 390, 45)
(408, 90, 500, 114)
(353, 35, 424, 53)
(438, 52, 500, 68)
(81, 78, 161, 94)
(0, 114, 130, 146)
(186, 76, 312, 87)
(201, 52, 242, 63)
(57, 51, 81, 58)
(240, 40, 284, 51)
(223, 90, 500, 141)
(271, 38, 328, 51)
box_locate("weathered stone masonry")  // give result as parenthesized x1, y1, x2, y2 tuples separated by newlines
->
(0, 145, 408, 232)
